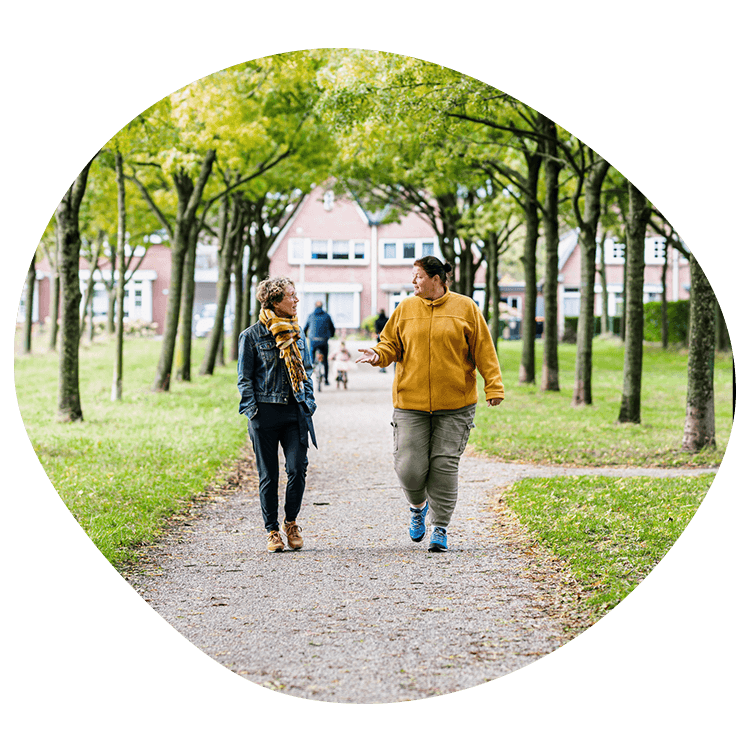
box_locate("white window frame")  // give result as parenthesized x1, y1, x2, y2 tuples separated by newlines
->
(287, 237, 369, 265)
(379, 238, 440, 265)
(645, 237, 667, 265)
(603, 237, 626, 265)
(562, 287, 581, 317)
(298, 282, 362, 328)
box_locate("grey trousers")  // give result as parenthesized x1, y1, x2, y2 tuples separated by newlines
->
(391, 404, 476, 528)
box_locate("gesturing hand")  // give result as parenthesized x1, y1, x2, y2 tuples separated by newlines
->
(486, 398, 503, 407)
(356, 348, 379, 365)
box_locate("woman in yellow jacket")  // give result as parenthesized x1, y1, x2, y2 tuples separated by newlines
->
(357, 256, 504, 552)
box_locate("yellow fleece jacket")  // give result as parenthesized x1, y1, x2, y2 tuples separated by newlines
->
(374, 291, 505, 412)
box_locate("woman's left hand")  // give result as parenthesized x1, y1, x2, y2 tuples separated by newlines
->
(486, 398, 503, 407)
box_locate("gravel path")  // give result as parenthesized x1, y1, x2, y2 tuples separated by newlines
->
(129, 360, 714, 704)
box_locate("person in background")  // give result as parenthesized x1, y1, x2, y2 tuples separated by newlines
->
(237, 277, 317, 553)
(374, 309, 389, 373)
(356, 256, 504, 553)
(313, 351, 325, 392)
(304, 300, 336, 386)
(330, 338, 352, 390)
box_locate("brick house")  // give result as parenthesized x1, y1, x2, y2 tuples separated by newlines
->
(19, 184, 690, 343)
(555, 229, 691, 337)
(266, 184, 443, 331)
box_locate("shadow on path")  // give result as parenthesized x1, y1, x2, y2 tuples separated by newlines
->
(128, 359, 713, 704)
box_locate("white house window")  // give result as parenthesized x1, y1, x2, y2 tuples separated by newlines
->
(288, 238, 370, 264)
(381, 238, 440, 263)
(603, 238, 626, 264)
(323, 190, 335, 211)
(563, 287, 581, 317)
(300, 284, 362, 328)
(332, 240, 349, 260)
(645, 237, 667, 265)
(289, 238, 304, 260)
(311, 240, 328, 260)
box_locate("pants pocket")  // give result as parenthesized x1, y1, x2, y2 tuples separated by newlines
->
(458, 418, 476, 455)
(390, 421, 398, 453)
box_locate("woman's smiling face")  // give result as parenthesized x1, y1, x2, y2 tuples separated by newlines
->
(273, 284, 298, 318)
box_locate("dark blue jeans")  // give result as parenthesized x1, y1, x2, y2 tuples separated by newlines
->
(248, 402, 308, 532)
(310, 341, 330, 383)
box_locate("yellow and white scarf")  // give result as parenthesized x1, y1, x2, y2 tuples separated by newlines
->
(259, 307, 307, 395)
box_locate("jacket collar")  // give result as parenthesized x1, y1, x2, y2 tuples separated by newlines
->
(418, 290, 451, 307)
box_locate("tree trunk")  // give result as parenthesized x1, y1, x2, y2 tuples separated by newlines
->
(200, 195, 241, 376)
(22, 257, 35, 354)
(617, 182, 650, 423)
(175, 222, 200, 381)
(48, 223, 61, 351)
(87, 298, 95, 343)
(112, 151, 127, 401)
(79, 240, 102, 342)
(229, 233, 245, 362)
(598, 232, 610, 335)
(661, 249, 669, 349)
(217, 329, 226, 367)
(485, 233, 500, 346)
(541, 116, 561, 392)
(716, 300, 730, 352)
(682, 254, 716, 451)
(151, 151, 216, 392)
(56, 161, 93, 422)
(519, 150, 541, 385)
(620, 240, 628, 342)
(249, 235, 271, 326)
(572, 157, 610, 406)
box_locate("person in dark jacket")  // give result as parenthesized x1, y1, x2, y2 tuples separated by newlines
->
(237, 277, 317, 553)
(374, 309, 389, 373)
(304, 301, 336, 386)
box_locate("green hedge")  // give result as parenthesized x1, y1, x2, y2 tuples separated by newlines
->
(563, 302, 690, 345)
(361, 314, 378, 334)
(643, 300, 690, 344)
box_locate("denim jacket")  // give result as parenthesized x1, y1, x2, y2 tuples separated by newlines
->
(237, 321, 317, 447)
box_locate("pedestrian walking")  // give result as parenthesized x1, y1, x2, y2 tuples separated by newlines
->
(374, 309, 389, 373)
(356, 256, 504, 552)
(237, 277, 317, 553)
(330, 339, 353, 389)
(313, 351, 325, 392)
(304, 301, 336, 386)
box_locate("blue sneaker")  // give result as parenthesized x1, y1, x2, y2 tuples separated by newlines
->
(409, 502, 429, 542)
(428, 526, 448, 552)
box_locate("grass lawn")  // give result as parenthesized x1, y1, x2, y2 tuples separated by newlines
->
(501, 473, 714, 619)
(14, 335, 247, 570)
(472, 337, 734, 467)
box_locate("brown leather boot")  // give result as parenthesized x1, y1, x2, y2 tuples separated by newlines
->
(266, 529, 285, 553)
(282, 520, 303, 550)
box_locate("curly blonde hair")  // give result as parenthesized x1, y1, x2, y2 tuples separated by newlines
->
(256, 276, 295, 310)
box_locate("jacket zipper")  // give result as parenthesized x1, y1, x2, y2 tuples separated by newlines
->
(428, 302, 433, 413)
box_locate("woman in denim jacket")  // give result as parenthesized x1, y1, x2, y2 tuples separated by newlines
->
(237, 277, 317, 553)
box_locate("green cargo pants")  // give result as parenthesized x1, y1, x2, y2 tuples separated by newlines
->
(391, 404, 476, 528)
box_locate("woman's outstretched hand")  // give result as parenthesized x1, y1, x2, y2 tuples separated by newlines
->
(356, 348, 379, 365)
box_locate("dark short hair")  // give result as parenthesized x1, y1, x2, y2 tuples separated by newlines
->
(256, 276, 294, 310)
(414, 255, 453, 287)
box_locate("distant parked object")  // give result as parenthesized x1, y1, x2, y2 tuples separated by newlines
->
(193, 303, 233, 338)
